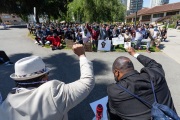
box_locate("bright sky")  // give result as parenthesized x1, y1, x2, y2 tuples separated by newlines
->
(143, 0, 180, 7)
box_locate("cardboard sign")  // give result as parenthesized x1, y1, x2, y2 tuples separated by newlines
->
(98, 40, 111, 51)
(90, 96, 108, 120)
(84, 42, 92, 52)
(65, 39, 74, 49)
(112, 37, 124, 45)
(124, 42, 131, 48)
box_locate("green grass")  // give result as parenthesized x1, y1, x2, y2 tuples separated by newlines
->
(27, 33, 160, 52)
(28, 33, 35, 39)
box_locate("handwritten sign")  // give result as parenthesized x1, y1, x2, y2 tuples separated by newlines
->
(112, 36, 124, 45)
(124, 42, 131, 48)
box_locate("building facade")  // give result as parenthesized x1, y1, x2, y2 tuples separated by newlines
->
(0, 14, 23, 25)
(126, 2, 180, 24)
(125, 0, 143, 15)
(150, 0, 169, 8)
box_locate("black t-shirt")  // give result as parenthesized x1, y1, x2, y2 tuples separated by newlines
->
(161, 30, 167, 36)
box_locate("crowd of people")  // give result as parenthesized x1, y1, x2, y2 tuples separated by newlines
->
(27, 22, 167, 52)
(0, 44, 179, 120)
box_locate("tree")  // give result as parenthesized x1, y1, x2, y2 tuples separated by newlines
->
(0, 0, 69, 23)
(68, 0, 126, 23)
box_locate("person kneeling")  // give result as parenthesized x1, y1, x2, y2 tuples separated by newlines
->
(46, 33, 62, 51)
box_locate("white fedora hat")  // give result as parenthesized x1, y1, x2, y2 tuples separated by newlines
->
(10, 56, 50, 80)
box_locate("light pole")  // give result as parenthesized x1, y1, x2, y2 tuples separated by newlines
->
(134, 0, 138, 26)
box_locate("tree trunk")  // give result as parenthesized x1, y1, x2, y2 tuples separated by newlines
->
(35, 10, 39, 23)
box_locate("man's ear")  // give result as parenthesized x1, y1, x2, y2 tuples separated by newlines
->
(114, 69, 120, 77)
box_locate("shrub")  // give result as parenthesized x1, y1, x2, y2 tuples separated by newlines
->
(168, 24, 175, 28)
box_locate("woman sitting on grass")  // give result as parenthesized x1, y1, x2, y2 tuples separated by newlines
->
(46, 33, 62, 51)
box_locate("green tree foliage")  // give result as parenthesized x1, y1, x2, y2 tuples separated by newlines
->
(68, 0, 126, 23)
(0, 0, 70, 22)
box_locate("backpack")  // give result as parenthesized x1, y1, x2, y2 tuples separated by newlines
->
(116, 79, 180, 120)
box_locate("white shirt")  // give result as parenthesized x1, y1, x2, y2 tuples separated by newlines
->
(81, 32, 91, 43)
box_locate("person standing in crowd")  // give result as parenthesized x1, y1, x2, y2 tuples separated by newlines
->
(86, 23, 100, 50)
(107, 47, 176, 120)
(80, 25, 91, 44)
(0, 44, 95, 120)
(121, 29, 132, 42)
(99, 24, 107, 40)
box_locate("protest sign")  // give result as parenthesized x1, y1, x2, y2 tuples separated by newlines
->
(124, 42, 131, 48)
(112, 36, 124, 45)
(90, 96, 108, 120)
(98, 40, 111, 51)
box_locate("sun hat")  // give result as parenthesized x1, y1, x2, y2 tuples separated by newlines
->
(10, 56, 50, 80)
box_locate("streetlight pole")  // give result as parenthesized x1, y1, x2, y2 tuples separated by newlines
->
(134, 0, 138, 26)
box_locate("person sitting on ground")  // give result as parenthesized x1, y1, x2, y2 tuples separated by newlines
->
(121, 29, 132, 42)
(46, 33, 62, 50)
(0, 50, 13, 65)
(0, 44, 95, 120)
(154, 32, 161, 50)
(134, 25, 151, 53)
(107, 47, 176, 120)
(34, 27, 43, 45)
(159, 27, 167, 42)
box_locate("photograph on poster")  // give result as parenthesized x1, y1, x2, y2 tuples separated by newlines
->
(90, 96, 108, 120)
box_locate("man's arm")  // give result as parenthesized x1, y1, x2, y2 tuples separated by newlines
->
(52, 44, 95, 112)
(126, 47, 165, 76)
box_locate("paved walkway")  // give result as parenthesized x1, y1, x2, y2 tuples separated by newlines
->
(0, 28, 180, 119)
(161, 28, 180, 64)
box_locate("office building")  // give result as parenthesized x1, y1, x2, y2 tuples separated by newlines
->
(125, 0, 143, 15)
(150, 0, 169, 8)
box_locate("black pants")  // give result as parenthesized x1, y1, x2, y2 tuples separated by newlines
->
(92, 40, 98, 48)
(0, 51, 10, 64)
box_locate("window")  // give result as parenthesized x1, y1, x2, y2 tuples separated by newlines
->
(153, 13, 164, 18)
(166, 11, 179, 16)
(12, 16, 15, 18)
(142, 15, 151, 21)
(14, 20, 17, 22)
(2, 15, 10, 18)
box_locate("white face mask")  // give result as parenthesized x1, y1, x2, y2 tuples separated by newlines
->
(138, 28, 141, 31)
(125, 32, 129, 34)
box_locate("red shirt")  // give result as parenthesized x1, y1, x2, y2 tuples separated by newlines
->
(47, 36, 61, 46)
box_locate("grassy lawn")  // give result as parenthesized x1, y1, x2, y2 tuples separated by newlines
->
(27, 33, 160, 52)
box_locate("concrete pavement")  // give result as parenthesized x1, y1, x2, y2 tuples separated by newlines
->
(161, 28, 180, 64)
(0, 28, 180, 119)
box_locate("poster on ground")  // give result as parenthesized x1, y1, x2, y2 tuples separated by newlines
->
(90, 96, 108, 120)
(112, 36, 124, 45)
(124, 42, 131, 49)
(98, 40, 111, 51)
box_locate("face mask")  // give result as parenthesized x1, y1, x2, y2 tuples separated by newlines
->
(114, 76, 119, 83)
(125, 32, 129, 34)
(138, 28, 141, 31)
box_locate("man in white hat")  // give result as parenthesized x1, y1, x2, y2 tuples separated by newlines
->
(0, 44, 95, 120)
